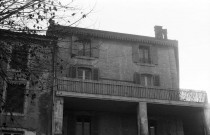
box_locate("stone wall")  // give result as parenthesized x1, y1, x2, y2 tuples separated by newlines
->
(0, 41, 53, 135)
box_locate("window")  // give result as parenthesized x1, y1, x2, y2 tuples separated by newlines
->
(132, 45, 158, 65)
(10, 43, 28, 70)
(76, 39, 91, 57)
(77, 67, 92, 80)
(139, 46, 151, 64)
(134, 73, 160, 86)
(76, 116, 91, 135)
(71, 36, 99, 58)
(141, 74, 153, 86)
(5, 83, 25, 113)
(1, 130, 24, 135)
(69, 66, 99, 80)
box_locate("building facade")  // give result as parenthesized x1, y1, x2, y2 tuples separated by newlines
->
(0, 25, 209, 135)
(48, 25, 209, 135)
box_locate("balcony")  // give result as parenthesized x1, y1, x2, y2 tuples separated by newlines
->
(55, 78, 207, 105)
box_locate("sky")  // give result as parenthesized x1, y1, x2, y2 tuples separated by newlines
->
(68, 0, 210, 100)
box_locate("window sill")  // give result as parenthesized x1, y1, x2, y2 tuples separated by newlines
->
(74, 56, 97, 60)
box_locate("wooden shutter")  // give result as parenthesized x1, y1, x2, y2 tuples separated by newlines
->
(132, 45, 139, 63)
(69, 66, 77, 78)
(70, 36, 73, 57)
(92, 68, 99, 80)
(71, 36, 79, 57)
(151, 46, 158, 65)
(91, 39, 99, 58)
(133, 72, 141, 84)
(153, 75, 160, 86)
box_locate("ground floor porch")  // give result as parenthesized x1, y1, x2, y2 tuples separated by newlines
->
(54, 97, 208, 135)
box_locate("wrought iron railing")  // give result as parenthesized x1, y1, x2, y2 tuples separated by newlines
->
(56, 78, 207, 103)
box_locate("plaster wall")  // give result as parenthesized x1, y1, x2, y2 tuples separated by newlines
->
(57, 36, 179, 89)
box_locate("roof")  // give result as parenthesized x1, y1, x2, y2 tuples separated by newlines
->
(47, 24, 178, 47)
(0, 29, 56, 44)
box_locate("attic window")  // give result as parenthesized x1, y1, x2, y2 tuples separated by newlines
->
(139, 46, 151, 64)
(71, 36, 99, 58)
(77, 39, 91, 57)
(132, 45, 158, 65)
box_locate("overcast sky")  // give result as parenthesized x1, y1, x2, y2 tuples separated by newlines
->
(71, 0, 210, 99)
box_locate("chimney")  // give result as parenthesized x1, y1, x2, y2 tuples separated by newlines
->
(154, 26, 163, 39)
(154, 26, 168, 40)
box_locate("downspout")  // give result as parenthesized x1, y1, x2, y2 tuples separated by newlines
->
(51, 39, 57, 135)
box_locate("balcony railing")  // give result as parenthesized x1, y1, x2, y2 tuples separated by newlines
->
(56, 78, 207, 103)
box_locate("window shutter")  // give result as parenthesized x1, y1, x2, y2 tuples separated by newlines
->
(71, 36, 79, 57)
(69, 66, 77, 78)
(153, 75, 160, 86)
(92, 68, 99, 80)
(151, 46, 158, 65)
(132, 45, 139, 63)
(70, 36, 73, 56)
(133, 72, 141, 84)
(91, 39, 99, 58)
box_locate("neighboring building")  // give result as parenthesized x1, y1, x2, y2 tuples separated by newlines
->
(0, 29, 56, 135)
(47, 25, 209, 135)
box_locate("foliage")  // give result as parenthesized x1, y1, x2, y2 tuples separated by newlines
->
(0, 30, 55, 129)
(0, 0, 88, 33)
(0, 0, 92, 130)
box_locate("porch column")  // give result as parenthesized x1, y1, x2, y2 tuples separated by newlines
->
(54, 97, 64, 135)
(204, 106, 210, 135)
(137, 102, 149, 135)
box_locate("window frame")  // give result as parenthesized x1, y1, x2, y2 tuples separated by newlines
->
(1, 81, 28, 115)
(141, 74, 153, 86)
(69, 65, 99, 81)
(134, 72, 160, 87)
(77, 67, 92, 80)
(77, 39, 91, 57)
(72, 36, 92, 57)
(138, 46, 151, 64)
(132, 44, 158, 65)
(71, 36, 99, 59)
